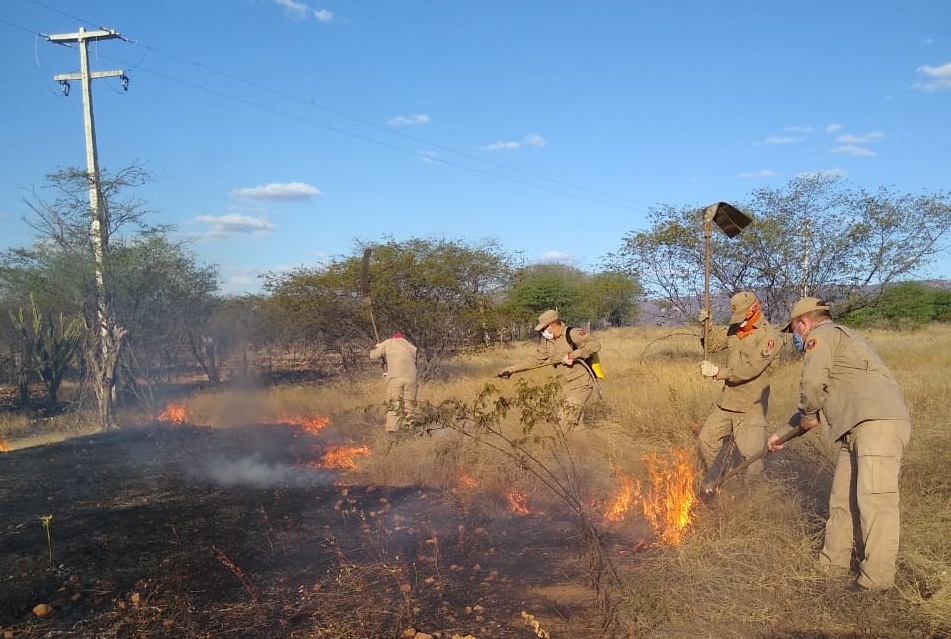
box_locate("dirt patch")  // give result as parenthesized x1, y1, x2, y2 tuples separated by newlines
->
(0, 422, 613, 638)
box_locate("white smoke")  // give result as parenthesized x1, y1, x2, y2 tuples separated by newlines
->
(200, 454, 335, 488)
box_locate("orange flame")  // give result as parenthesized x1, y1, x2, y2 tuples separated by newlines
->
(505, 489, 531, 515)
(318, 445, 371, 470)
(0, 438, 11, 453)
(159, 404, 187, 424)
(457, 473, 478, 490)
(279, 413, 331, 434)
(605, 475, 637, 524)
(640, 449, 697, 546)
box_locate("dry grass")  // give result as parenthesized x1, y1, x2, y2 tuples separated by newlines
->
(7, 323, 950, 637)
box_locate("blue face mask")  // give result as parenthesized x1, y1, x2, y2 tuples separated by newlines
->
(792, 332, 806, 352)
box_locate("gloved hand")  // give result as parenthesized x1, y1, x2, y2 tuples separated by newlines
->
(498, 367, 514, 379)
(561, 353, 574, 366)
(697, 309, 710, 324)
(699, 360, 719, 378)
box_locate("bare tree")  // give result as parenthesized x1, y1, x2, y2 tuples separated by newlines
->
(20, 164, 152, 428)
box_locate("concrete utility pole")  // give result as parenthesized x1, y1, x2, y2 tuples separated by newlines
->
(46, 26, 128, 429)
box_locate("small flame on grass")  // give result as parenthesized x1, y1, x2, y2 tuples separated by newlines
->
(318, 445, 371, 470)
(505, 489, 531, 515)
(279, 414, 331, 434)
(457, 473, 478, 490)
(0, 438, 11, 452)
(640, 448, 697, 546)
(158, 404, 187, 424)
(605, 475, 637, 524)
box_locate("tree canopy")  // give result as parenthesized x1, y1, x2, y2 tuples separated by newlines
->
(608, 175, 951, 322)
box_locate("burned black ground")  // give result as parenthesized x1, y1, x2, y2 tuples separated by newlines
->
(0, 423, 604, 638)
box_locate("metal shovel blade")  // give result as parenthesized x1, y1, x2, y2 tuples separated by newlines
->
(705, 201, 753, 238)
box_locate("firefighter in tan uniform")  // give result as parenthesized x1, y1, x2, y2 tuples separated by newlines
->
(769, 298, 911, 592)
(499, 309, 601, 429)
(369, 332, 418, 434)
(697, 291, 783, 482)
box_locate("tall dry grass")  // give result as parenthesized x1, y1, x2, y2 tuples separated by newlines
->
(360, 323, 949, 636)
(19, 322, 947, 637)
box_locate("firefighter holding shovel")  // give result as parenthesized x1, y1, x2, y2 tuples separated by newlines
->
(369, 331, 419, 435)
(697, 291, 783, 488)
(498, 309, 602, 430)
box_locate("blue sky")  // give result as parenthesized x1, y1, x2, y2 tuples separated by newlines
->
(2, 1, 950, 294)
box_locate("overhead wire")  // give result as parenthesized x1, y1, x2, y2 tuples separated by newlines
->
(8, 0, 655, 213)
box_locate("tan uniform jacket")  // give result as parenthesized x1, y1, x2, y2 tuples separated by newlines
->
(517, 327, 601, 389)
(799, 321, 910, 441)
(705, 316, 782, 412)
(369, 337, 418, 379)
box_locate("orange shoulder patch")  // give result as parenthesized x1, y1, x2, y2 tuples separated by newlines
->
(805, 338, 818, 351)
(761, 339, 776, 357)
(575, 329, 587, 337)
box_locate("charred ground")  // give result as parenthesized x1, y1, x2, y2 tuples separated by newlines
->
(0, 421, 611, 638)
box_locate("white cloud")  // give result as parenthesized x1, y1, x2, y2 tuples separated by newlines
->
(739, 169, 777, 179)
(480, 140, 521, 151)
(479, 134, 547, 151)
(522, 134, 546, 147)
(824, 123, 843, 133)
(195, 214, 277, 237)
(913, 61, 951, 91)
(797, 168, 846, 179)
(831, 144, 876, 157)
(388, 113, 430, 126)
(418, 150, 438, 164)
(272, 0, 308, 17)
(538, 251, 572, 263)
(828, 130, 883, 157)
(762, 136, 801, 145)
(271, 0, 333, 21)
(835, 131, 884, 144)
(230, 182, 321, 201)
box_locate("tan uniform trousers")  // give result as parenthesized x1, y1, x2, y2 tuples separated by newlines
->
(561, 380, 594, 429)
(698, 406, 767, 476)
(819, 418, 911, 589)
(384, 375, 418, 433)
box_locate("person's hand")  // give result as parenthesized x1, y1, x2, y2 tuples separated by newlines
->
(698, 309, 710, 324)
(498, 367, 515, 379)
(767, 433, 784, 451)
(562, 353, 575, 366)
(799, 414, 820, 431)
(699, 360, 719, 378)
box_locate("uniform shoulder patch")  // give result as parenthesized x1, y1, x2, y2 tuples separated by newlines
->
(805, 338, 818, 351)
(761, 339, 776, 357)
(575, 329, 587, 337)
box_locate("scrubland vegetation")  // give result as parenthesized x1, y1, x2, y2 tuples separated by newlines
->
(6, 324, 946, 638)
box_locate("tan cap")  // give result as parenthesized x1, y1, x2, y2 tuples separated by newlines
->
(728, 291, 758, 325)
(534, 309, 559, 332)
(782, 297, 831, 332)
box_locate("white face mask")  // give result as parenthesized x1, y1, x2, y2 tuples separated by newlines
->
(541, 328, 554, 340)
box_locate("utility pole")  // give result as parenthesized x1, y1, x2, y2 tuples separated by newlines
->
(47, 26, 128, 429)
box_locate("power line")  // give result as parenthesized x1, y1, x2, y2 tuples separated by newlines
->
(128, 64, 641, 211)
(10, 0, 654, 212)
